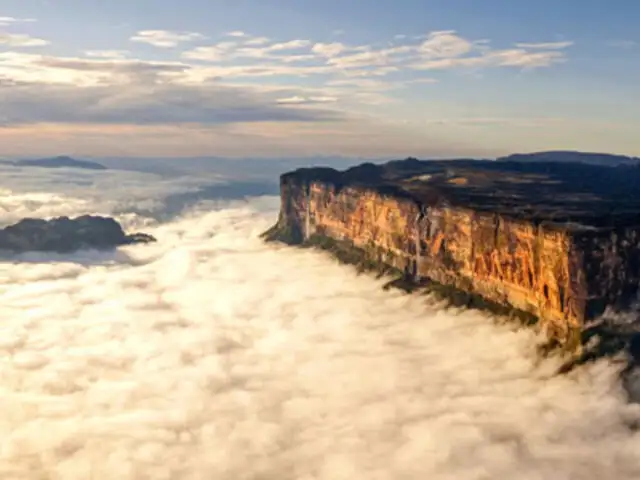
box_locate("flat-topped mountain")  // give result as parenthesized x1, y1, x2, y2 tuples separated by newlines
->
(497, 150, 640, 167)
(11, 156, 108, 170)
(264, 156, 640, 354)
(277, 156, 640, 229)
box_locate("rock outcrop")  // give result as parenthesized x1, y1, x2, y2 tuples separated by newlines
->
(0, 215, 155, 253)
(263, 157, 640, 351)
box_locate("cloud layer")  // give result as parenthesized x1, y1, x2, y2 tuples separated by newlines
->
(0, 168, 639, 478)
(0, 26, 572, 130)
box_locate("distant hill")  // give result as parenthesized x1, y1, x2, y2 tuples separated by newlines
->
(497, 151, 640, 167)
(12, 156, 108, 170)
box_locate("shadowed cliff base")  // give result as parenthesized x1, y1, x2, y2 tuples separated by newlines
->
(262, 152, 640, 378)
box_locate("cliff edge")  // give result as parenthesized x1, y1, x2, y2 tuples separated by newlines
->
(263, 157, 640, 352)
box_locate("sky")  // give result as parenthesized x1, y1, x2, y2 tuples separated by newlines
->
(0, 0, 639, 158)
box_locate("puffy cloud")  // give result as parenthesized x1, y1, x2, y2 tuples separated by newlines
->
(0, 174, 638, 478)
(418, 30, 475, 58)
(130, 30, 205, 48)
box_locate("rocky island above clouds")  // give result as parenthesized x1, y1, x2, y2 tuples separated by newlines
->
(0, 215, 155, 254)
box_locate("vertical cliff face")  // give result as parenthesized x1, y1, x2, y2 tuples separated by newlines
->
(264, 160, 640, 348)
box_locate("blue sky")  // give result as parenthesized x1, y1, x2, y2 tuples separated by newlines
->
(1, 0, 638, 158)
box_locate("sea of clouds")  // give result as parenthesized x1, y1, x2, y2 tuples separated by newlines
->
(0, 164, 639, 479)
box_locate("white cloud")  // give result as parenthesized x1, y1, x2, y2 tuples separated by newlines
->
(515, 41, 574, 49)
(0, 27, 575, 141)
(326, 78, 390, 89)
(183, 39, 312, 63)
(84, 50, 130, 59)
(280, 54, 317, 63)
(182, 43, 237, 62)
(226, 30, 246, 37)
(411, 36, 567, 71)
(268, 39, 311, 51)
(276, 95, 337, 104)
(0, 16, 36, 26)
(0, 80, 341, 126)
(0, 52, 190, 86)
(0, 179, 638, 478)
(130, 30, 205, 48)
(418, 30, 475, 58)
(180, 30, 570, 80)
(312, 42, 347, 58)
(244, 36, 270, 46)
(0, 32, 49, 47)
(327, 47, 409, 69)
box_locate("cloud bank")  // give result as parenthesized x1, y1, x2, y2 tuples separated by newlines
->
(0, 168, 639, 479)
(0, 28, 572, 130)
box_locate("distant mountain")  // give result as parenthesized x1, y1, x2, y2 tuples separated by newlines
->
(12, 156, 108, 170)
(497, 151, 640, 167)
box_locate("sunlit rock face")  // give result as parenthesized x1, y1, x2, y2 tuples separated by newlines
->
(265, 157, 640, 347)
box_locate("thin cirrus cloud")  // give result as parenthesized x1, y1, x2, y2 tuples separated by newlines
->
(180, 29, 572, 73)
(606, 40, 637, 48)
(0, 32, 49, 47)
(130, 29, 206, 48)
(0, 16, 36, 26)
(514, 41, 574, 49)
(0, 25, 574, 140)
(0, 51, 344, 127)
(84, 50, 131, 59)
(276, 95, 338, 105)
(0, 80, 343, 126)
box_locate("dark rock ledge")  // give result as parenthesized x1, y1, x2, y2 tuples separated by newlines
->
(0, 215, 155, 254)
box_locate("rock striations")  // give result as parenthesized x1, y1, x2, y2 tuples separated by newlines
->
(263, 155, 640, 352)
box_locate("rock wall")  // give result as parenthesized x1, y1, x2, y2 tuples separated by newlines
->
(269, 173, 640, 346)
